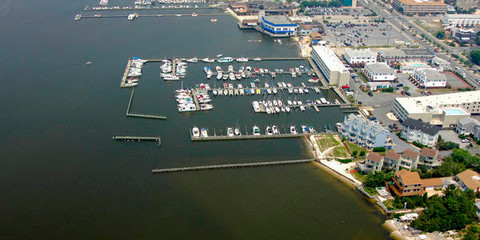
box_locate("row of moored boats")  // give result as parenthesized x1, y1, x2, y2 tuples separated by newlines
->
(160, 59, 187, 80)
(211, 82, 323, 96)
(191, 125, 317, 138)
(175, 89, 213, 112)
(125, 58, 147, 87)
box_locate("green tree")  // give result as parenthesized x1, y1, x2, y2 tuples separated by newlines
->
(364, 171, 393, 188)
(435, 31, 445, 39)
(470, 49, 480, 65)
(402, 86, 410, 91)
(432, 159, 466, 177)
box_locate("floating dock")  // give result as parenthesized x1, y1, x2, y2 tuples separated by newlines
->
(151, 159, 314, 174)
(120, 59, 133, 87)
(113, 136, 161, 147)
(126, 88, 167, 120)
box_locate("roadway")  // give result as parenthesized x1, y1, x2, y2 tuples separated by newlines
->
(365, 0, 480, 88)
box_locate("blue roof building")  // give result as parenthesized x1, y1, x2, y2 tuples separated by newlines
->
(259, 16, 298, 37)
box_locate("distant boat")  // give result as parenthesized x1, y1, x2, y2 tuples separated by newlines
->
(210, 18, 217, 22)
(192, 13, 198, 17)
(85, 61, 92, 65)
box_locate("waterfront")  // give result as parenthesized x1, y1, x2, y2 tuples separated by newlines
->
(0, 0, 390, 239)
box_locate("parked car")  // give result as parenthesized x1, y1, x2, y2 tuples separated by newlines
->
(405, 91, 411, 96)
(393, 124, 398, 130)
(368, 92, 373, 97)
(397, 83, 404, 87)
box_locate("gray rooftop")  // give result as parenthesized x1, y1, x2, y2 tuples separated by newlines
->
(458, 117, 480, 126)
(263, 15, 293, 25)
(416, 69, 447, 81)
(366, 63, 395, 75)
(403, 118, 441, 136)
(379, 49, 406, 58)
(402, 49, 434, 57)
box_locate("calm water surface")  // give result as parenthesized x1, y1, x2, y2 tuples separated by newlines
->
(0, 0, 391, 239)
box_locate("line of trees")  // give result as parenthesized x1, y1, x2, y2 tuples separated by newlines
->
(300, 0, 341, 9)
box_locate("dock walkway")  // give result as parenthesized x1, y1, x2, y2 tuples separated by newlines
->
(191, 133, 315, 141)
(126, 88, 167, 120)
(152, 159, 314, 174)
(113, 136, 161, 147)
(120, 59, 133, 87)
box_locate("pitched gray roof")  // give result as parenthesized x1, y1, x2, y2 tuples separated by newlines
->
(403, 118, 441, 136)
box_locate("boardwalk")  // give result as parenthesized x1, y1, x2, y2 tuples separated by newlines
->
(191, 133, 315, 141)
(151, 159, 314, 174)
(113, 136, 161, 147)
(126, 88, 167, 120)
(120, 59, 133, 87)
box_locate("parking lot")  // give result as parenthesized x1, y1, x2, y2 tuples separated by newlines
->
(323, 21, 411, 47)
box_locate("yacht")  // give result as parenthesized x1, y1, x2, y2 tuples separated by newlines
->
(234, 127, 241, 136)
(192, 127, 200, 137)
(201, 128, 208, 137)
(266, 126, 273, 135)
(217, 72, 223, 80)
(252, 126, 260, 136)
(210, 18, 217, 22)
(218, 57, 234, 63)
(192, 12, 198, 17)
(186, 57, 198, 63)
(253, 57, 261, 61)
(236, 57, 248, 62)
(227, 127, 234, 137)
(202, 58, 215, 63)
(272, 88, 278, 94)
(272, 125, 279, 134)
(285, 106, 291, 112)
(300, 106, 306, 112)
(290, 126, 297, 134)
(302, 125, 309, 134)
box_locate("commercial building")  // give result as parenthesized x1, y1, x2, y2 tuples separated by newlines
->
(392, 0, 447, 14)
(390, 169, 424, 197)
(431, 56, 451, 71)
(401, 118, 441, 147)
(358, 152, 384, 174)
(455, 117, 480, 135)
(399, 62, 429, 73)
(443, 14, 480, 26)
(412, 68, 447, 88)
(364, 62, 396, 82)
(453, 28, 477, 44)
(339, 114, 393, 149)
(379, 49, 434, 64)
(259, 15, 298, 37)
(311, 46, 350, 86)
(344, 48, 376, 66)
(392, 91, 480, 127)
(455, 169, 480, 193)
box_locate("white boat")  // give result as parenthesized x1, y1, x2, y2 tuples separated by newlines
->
(217, 72, 223, 80)
(290, 126, 297, 134)
(218, 57, 234, 63)
(268, 101, 273, 107)
(274, 107, 280, 113)
(213, 90, 218, 96)
(304, 88, 309, 93)
(302, 125, 309, 134)
(202, 58, 215, 63)
(200, 104, 214, 111)
(192, 13, 198, 17)
(272, 88, 278, 94)
(267, 89, 272, 94)
(287, 100, 292, 105)
(238, 84, 243, 88)
(201, 128, 208, 137)
(229, 72, 235, 81)
(186, 57, 198, 63)
(192, 127, 200, 137)
(235, 73, 241, 80)
(308, 78, 319, 83)
(227, 127, 234, 137)
(74, 14, 82, 21)
(178, 105, 197, 112)
(288, 88, 293, 94)
(163, 75, 180, 80)
(299, 88, 304, 94)
(236, 57, 248, 62)
(300, 106, 306, 111)
(128, 13, 137, 21)
(227, 65, 234, 72)
(272, 125, 279, 134)
(216, 66, 222, 71)
(285, 106, 291, 112)
(273, 100, 278, 106)
(206, 71, 212, 79)
(278, 100, 283, 106)
(210, 18, 217, 22)
(266, 126, 273, 135)
(253, 57, 261, 61)
(293, 88, 299, 94)
(252, 126, 260, 135)
(234, 127, 241, 136)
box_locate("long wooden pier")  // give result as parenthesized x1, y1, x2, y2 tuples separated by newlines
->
(113, 136, 162, 147)
(85, 6, 214, 11)
(191, 133, 314, 141)
(151, 159, 314, 174)
(120, 59, 133, 87)
(80, 12, 227, 20)
(126, 88, 167, 120)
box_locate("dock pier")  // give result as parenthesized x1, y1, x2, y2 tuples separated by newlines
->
(151, 159, 314, 174)
(191, 133, 315, 141)
(120, 59, 133, 87)
(113, 136, 162, 147)
(126, 88, 167, 120)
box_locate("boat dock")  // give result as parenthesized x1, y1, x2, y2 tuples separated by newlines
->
(113, 136, 162, 147)
(126, 88, 167, 120)
(191, 133, 314, 141)
(85, 6, 213, 11)
(79, 12, 227, 20)
(120, 59, 133, 87)
(151, 159, 314, 174)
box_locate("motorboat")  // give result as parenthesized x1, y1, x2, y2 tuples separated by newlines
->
(272, 88, 277, 94)
(236, 57, 248, 62)
(272, 125, 279, 134)
(300, 106, 306, 111)
(278, 100, 283, 106)
(308, 125, 316, 133)
(186, 57, 198, 63)
(192, 127, 200, 137)
(252, 126, 260, 135)
(201, 128, 208, 137)
(227, 127, 234, 137)
(229, 72, 235, 81)
(192, 13, 198, 17)
(287, 100, 292, 105)
(285, 106, 291, 112)
(213, 90, 218, 96)
(210, 18, 217, 22)
(290, 126, 297, 134)
(274, 107, 280, 113)
(202, 58, 215, 63)
(288, 88, 293, 94)
(302, 125, 309, 134)
(273, 100, 278, 106)
(217, 72, 223, 80)
(234, 127, 241, 136)
(266, 126, 273, 135)
(218, 57, 234, 63)
(304, 88, 309, 93)
(228, 65, 234, 72)
(253, 57, 261, 61)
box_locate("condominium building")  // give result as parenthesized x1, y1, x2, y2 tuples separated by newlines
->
(418, 147, 441, 169)
(443, 14, 480, 26)
(384, 150, 402, 171)
(339, 114, 393, 149)
(364, 62, 396, 82)
(455, 117, 480, 135)
(344, 48, 376, 66)
(412, 68, 447, 88)
(455, 169, 480, 193)
(401, 118, 441, 147)
(358, 152, 384, 174)
(392, 91, 480, 127)
(399, 149, 420, 170)
(392, 0, 447, 14)
(311, 46, 350, 86)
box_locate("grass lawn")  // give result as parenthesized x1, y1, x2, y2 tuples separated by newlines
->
(364, 187, 377, 196)
(316, 134, 352, 158)
(353, 172, 367, 183)
(332, 146, 350, 158)
(316, 134, 340, 151)
(356, 72, 367, 83)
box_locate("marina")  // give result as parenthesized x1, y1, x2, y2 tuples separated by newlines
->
(151, 159, 315, 174)
(113, 136, 162, 147)
(76, 12, 228, 21)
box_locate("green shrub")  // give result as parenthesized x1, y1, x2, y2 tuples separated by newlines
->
(373, 147, 386, 152)
(359, 150, 366, 157)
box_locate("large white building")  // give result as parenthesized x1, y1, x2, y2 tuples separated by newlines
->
(364, 62, 396, 82)
(392, 91, 480, 127)
(311, 46, 350, 86)
(412, 68, 447, 88)
(443, 14, 480, 26)
(344, 48, 376, 66)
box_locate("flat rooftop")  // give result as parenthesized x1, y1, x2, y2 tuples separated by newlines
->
(395, 90, 480, 114)
(263, 15, 294, 25)
(312, 46, 348, 72)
